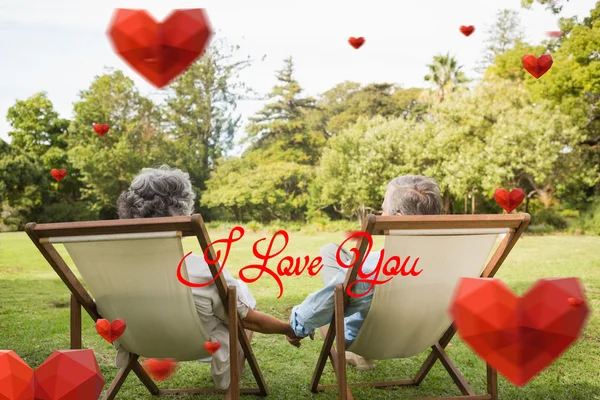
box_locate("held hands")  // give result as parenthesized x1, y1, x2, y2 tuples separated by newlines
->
(286, 331, 315, 348)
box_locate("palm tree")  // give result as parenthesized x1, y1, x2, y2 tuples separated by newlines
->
(424, 53, 470, 101)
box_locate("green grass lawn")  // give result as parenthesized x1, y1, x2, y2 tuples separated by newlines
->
(1, 230, 600, 399)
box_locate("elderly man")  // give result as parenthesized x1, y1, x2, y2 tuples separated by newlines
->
(116, 165, 298, 389)
(287, 175, 443, 370)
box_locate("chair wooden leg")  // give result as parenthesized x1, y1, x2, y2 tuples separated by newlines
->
(487, 364, 498, 400)
(102, 354, 138, 400)
(334, 285, 352, 400)
(70, 294, 82, 350)
(310, 322, 337, 392)
(226, 286, 240, 400)
(414, 325, 457, 385)
(131, 358, 160, 395)
(432, 343, 474, 396)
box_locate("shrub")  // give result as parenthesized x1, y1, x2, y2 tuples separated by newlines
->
(531, 208, 568, 230)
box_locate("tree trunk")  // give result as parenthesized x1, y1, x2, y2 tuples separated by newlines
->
(442, 192, 453, 214)
(471, 194, 476, 215)
(464, 195, 468, 214)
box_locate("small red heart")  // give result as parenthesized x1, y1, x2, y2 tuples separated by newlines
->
(522, 54, 553, 79)
(348, 37, 365, 49)
(93, 123, 110, 136)
(494, 188, 525, 213)
(143, 358, 177, 381)
(460, 25, 475, 37)
(450, 277, 589, 386)
(204, 341, 220, 354)
(51, 169, 67, 182)
(545, 31, 562, 38)
(95, 318, 126, 344)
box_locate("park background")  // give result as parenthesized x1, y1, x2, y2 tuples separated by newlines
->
(1, 1, 600, 399)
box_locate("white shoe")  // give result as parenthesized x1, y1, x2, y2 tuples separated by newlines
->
(345, 351, 375, 371)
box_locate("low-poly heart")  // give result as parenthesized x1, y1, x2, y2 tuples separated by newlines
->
(348, 37, 365, 49)
(143, 358, 178, 381)
(95, 319, 126, 344)
(494, 188, 525, 213)
(0, 350, 34, 400)
(204, 341, 221, 354)
(107, 9, 213, 88)
(51, 169, 67, 182)
(522, 54, 553, 79)
(460, 25, 475, 36)
(546, 31, 562, 38)
(449, 277, 589, 386)
(93, 123, 110, 136)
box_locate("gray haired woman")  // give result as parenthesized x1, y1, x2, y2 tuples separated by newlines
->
(117, 165, 298, 389)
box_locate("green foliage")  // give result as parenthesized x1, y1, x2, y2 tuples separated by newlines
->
(569, 198, 600, 234)
(424, 53, 470, 101)
(480, 9, 525, 70)
(67, 69, 173, 218)
(202, 157, 315, 222)
(521, 0, 568, 14)
(245, 57, 324, 165)
(163, 40, 252, 214)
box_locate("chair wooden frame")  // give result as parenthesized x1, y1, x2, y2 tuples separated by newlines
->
(310, 214, 530, 400)
(25, 214, 268, 400)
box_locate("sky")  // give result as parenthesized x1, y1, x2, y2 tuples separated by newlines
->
(0, 0, 597, 154)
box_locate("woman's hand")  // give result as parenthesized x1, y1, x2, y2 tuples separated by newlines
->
(286, 331, 315, 348)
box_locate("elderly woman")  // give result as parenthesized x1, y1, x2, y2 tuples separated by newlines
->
(116, 165, 297, 389)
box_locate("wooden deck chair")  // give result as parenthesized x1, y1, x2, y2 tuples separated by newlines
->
(310, 214, 530, 400)
(25, 215, 268, 400)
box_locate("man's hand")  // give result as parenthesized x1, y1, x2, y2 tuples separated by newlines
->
(286, 331, 315, 348)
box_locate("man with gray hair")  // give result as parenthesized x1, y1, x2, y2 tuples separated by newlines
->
(287, 175, 443, 370)
(116, 165, 299, 389)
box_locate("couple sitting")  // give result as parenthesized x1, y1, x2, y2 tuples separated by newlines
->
(116, 165, 443, 389)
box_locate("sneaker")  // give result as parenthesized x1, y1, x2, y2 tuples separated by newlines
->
(345, 351, 375, 371)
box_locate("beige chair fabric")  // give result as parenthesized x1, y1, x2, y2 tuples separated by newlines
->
(347, 230, 502, 360)
(61, 233, 211, 361)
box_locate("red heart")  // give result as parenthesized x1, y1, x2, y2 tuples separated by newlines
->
(142, 358, 178, 381)
(545, 31, 562, 38)
(450, 277, 589, 386)
(51, 169, 67, 182)
(348, 37, 365, 49)
(107, 9, 213, 88)
(522, 54, 553, 79)
(493, 188, 525, 213)
(204, 341, 221, 354)
(95, 319, 126, 344)
(0, 351, 34, 400)
(93, 123, 110, 136)
(460, 25, 475, 36)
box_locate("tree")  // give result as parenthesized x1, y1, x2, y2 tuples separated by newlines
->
(521, 0, 568, 14)
(163, 39, 252, 211)
(316, 82, 425, 136)
(424, 53, 469, 101)
(67, 69, 171, 218)
(314, 116, 418, 221)
(479, 9, 525, 71)
(244, 57, 323, 165)
(2, 93, 86, 225)
(202, 157, 315, 222)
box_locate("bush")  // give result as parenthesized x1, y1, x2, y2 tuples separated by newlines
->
(531, 208, 568, 230)
(37, 202, 97, 224)
(569, 200, 600, 235)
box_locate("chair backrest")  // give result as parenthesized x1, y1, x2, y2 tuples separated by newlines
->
(347, 227, 509, 360)
(53, 231, 211, 361)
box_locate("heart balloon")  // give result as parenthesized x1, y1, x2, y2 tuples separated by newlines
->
(142, 358, 178, 381)
(0, 351, 34, 400)
(204, 341, 221, 354)
(1, 349, 104, 400)
(93, 123, 110, 136)
(493, 188, 525, 213)
(95, 319, 126, 344)
(449, 277, 589, 386)
(460, 25, 475, 36)
(522, 54, 553, 79)
(348, 37, 365, 49)
(107, 9, 213, 88)
(545, 31, 562, 38)
(51, 169, 67, 182)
